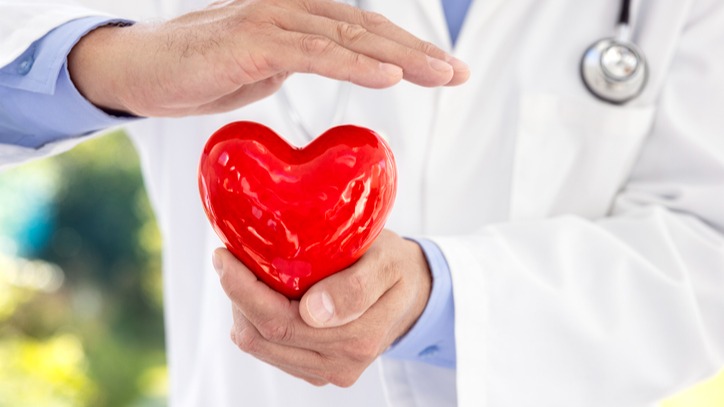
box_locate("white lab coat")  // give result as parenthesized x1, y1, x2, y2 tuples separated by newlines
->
(2, 0, 724, 406)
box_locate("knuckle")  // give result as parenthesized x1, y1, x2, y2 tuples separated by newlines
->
(418, 40, 441, 56)
(257, 72, 289, 93)
(231, 324, 260, 353)
(340, 53, 365, 82)
(304, 377, 329, 387)
(299, 34, 335, 56)
(294, 0, 313, 12)
(267, 72, 290, 85)
(219, 271, 240, 299)
(349, 337, 381, 362)
(240, 51, 276, 81)
(360, 11, 389, 29)
(344, 271, 369, 313)
(335, 22, 367, 45)
(326, 369, 362, 388)
(257, 318, 294, 343)
(383, 258, 403, 282)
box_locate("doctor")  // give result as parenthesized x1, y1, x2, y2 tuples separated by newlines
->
(2, 1, 724, 407)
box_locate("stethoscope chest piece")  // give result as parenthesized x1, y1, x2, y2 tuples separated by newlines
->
(581, 36, 648, 104)
(580, 0, 647, 104)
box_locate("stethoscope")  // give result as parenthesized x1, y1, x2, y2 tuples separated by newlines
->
(581, 0, 648, 104)
(280, 0, 648, 140)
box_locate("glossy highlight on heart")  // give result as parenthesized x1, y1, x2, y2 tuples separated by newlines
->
(198, 122, 397, 299)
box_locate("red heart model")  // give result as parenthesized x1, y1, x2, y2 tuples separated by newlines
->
(198, 121, 397, 299)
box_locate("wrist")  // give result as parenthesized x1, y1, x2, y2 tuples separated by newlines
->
(401, 238, 433, 337)
(67, 22, 138, 115)
(385, 238, 456, 368)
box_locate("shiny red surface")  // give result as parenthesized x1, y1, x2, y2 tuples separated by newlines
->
(198, 121, 397, 299)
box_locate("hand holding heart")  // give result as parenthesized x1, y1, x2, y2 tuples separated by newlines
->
(67, 0, 469, 117)
(213, 229, 432, 387)
(199, 121, 428, 385)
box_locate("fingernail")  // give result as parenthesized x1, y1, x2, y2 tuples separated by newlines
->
(426, 55, 453, 72)
(212, 251, 222, 275)
(379, 62, 403, 77)
(308, 291, 335, 325)
(445, 55, 469, 72)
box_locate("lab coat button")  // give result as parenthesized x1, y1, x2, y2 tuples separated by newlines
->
(17, 57, 34, 75)
(418, 345, 440, 358)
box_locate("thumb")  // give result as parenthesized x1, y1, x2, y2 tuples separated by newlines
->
(299, 260, 397, 328)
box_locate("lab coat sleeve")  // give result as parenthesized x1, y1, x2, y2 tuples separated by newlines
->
(432, 3, 724, 407)
(0, 1, 112, 67)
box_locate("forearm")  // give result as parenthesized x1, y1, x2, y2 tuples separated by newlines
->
(66, 22, 138, 115)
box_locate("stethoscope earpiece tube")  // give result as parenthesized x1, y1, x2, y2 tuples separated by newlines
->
(619, 0, 631, 25)
(580, 0, 648, 104)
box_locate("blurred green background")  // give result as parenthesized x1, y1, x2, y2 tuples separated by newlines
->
(0, 131, 722, 406)
(0, 131, 165, 407)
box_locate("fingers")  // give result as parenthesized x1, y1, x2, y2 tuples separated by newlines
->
(213, 248, 291, 313)
(230, 305, 376, 387)
(259, 0, 468, 88)
(214, 247, 388, 347)
(299, 237, 401, 328)
(213, 239, 427, 388)
(213, 248, 341, 346)
(306, 1, 470, 85)
(230, 305, 331, 383)
(274, 10, 454, 87)
(264, 30, 402, 89)
(299, 263, 396, 328)
(194, 73, 291, 115)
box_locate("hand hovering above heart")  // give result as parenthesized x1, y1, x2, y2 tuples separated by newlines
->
(67, 0, 470, 117)
(198, 121, 397, 299)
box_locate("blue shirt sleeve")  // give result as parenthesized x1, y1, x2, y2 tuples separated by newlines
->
(384, 238, 456, 369)
(0, 16, 137, 149)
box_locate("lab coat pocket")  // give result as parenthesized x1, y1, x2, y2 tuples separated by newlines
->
(510, 93, 656, 221)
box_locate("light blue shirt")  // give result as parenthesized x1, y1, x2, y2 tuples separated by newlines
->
(0, 16, 136, 148)
(385, 238, 456, 368)
(0, 0, 473, 368)
(443, 0, 473, 45)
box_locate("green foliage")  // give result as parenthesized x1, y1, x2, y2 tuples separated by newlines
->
(0, 333, 95, 407)
(0, 130, 165, 407)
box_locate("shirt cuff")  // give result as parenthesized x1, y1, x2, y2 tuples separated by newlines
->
(384, 237, 456, 368)
(0, 16, 137, 148)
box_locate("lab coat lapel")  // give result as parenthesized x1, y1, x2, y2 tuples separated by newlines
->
(445, 0, 506, 52)
(409, 0, 451, 47)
